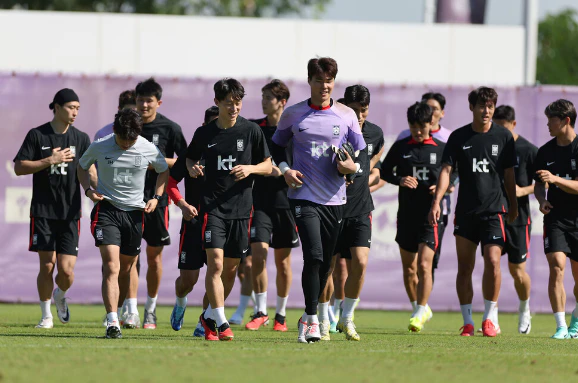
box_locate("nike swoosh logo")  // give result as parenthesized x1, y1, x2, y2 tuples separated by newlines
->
(208, 143, 217, 148)
(76, 247, 79, 251)
(492, 236, 501, 239)
(292, 238, 299, 244)
(521, 253, 527, 259)
(62, 309, 69, 322)
(368, 239, 371, 243)
(547, 162, 555, 166)
(137, 246, 141, 251)
(42, 146, 50, 150)
(403, 155, 412, 158)
(463, 146, 472, 150)
(299, 128, 308, 132)
(243, 249, 249, 253)
(161, 236, 170, 241)
(338, 219, 342, 223)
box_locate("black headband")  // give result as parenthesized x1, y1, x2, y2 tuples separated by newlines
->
(49, 88, 79, 110)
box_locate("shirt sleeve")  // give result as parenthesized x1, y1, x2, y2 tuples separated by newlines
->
(380, 141, 401, 185)
(533, 146, 546, 183)
(170, 154, 187, 183)
(171, 123, 188, 158)
(374, 134, 385, 160)
(147, 144, 169, 173)
(186, 129, 203, 162)
(441, 131, 459, 168)
(527, 144, 538, 183)
(13, 129, 38, 162)
(396, 129, 410, 141)
(79, 133, 91, 159)
(272, 111, 294, 147)
(251, 125, 271, 165)
(78, 141, 98, 170)
(501, 132, 517, 169)
(346, 113, 366, 152)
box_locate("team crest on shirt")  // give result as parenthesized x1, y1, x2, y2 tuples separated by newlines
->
(368, 144, 373, 156)
(492, 145, 499, 156)
(180, 252, 186, 263)
(572, 159, 576, 170)
(333, 125, 340, 136)
(134, 156, 142, 167)
(430, 153, 437, 164)
(96, 228, 103, 240)
(69, 146, 76, 156)
(152, 134, 159, 146)
(32, 234, 38, 245)
(205, 231, 212, 242)
(237, 139, 244, 151)
(295, 206, 302, 217)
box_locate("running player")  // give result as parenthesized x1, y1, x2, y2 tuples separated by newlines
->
(382, 102, 445, 332)
(94, 90, 137, 141)
(534, 99, 578, 339)
(77, 108, 169, 339)
(271, 57, 366, 343)
(243, 79, 299, 332)
(186, 78, 272, 341)
(14, 88, 91, 329)
(136, 78, 187, 329)
(429, 87, 518, 337)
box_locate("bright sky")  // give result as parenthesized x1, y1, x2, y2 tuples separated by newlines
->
(315, 0, 578, 24)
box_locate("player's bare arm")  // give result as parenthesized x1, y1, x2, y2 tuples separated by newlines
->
(504, 167, 519, 223)
(534, 181, 552, 215)
(186, 158, 204, 178)
(516, 183, 535, 197)
(428, 163, 452, 226)
(14, 147, 74, 176)
(231, 157, 272, 181)
(536, 169, 578, 195)
(77, 163, 104, 203)
(336, 150, 357, 175)
(145, 168, 169, 213)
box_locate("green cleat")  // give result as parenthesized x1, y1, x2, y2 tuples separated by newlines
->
(408, 316, 425, 333)
(568, 316, 578, 338)
(329, 321, 338, 333)
(425, 304, 433, 322)
(551, 326, 569, 340)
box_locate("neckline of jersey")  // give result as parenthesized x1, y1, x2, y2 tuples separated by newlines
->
(308, 98, 333, 111)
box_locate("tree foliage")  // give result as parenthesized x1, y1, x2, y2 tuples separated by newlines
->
(0, 0, 330, 17)
(537, 9, 578, 85)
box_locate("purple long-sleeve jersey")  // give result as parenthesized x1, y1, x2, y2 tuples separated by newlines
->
(272, 99, 366, 205)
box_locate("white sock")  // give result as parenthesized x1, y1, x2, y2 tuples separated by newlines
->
(145, 295, 157, 312)
(214, 307, 227, 327)
(334, 298, 343, 319)
(176, 296, 187, 308)
(106, 311, 118, 324)
(126, 298, 138, 314)
(318, 302, 329, 321)
(413, 305, 426, 319)
(205, 304, 213, 319)
(519, 299, 530, 314)
(53, 287, 66, 301)
(328, 305, 336, 323)
(256, 292, 267, 315)
(235, 294, 251, 316)
(40, 300, 52, 318)
(276, 296, 288, 317)
(250, 291, 256, 305)
(411, 301, 418, 313)
(483, 300, 498, 323)
(460, 304, 474, 326)
(341, 297, 357, 319)
(117, 306, 123, 316)
(122, 299, 128, 313)
(308, 314, 319, 324)
(555, 312, 567, 328)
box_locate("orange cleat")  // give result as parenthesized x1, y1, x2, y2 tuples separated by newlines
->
(460, 323, 475, 336)
(200, 312, 218, 341)
(245, 312, 269, 331)
(273, 314, 288, 332)
(218, 323, 235, 341)
(482, 319, 498, 337)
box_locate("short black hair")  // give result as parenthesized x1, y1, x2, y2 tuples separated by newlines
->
(494, 105, 516, 122)
(468, 87, 498, 107)
(214, 78, 245, 102)
(421, 92, 446, 110)
(113, 109, 142, 141)
(307, 57, 338, 80)
(118, 90, 136, 109)
(407, 102, 433, 126)
(545, 99, 577, 127)
(344, 85, 370, 107)
(262, 79, 290, 102)
(135, 77, 162, 101)
(337, 98, 346, 104)
(204, 106, 219, 125)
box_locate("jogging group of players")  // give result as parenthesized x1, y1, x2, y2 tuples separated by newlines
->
(13, 56, 578, 342)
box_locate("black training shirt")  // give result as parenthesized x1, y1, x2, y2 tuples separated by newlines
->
(170, 155, 204, 209)
(512, 135, 538, 226)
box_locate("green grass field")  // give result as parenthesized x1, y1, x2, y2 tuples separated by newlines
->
(1, 304, 577, 382)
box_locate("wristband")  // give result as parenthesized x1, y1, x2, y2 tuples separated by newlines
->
(279, 162, 291, 175)
(84, 188, 92, 196)
(152, 194, 162, 201)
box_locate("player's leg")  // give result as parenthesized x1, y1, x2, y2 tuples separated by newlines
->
(508, 261, 531, 332)
(202, 247, 225, 340)
(36, 251, 56, 328)
(410, 242, 435, 333)
(246, 240, 270, 330)
(120, 257, 140, 326)
(230, 255, 253, 325)
(339, 247, 368, 340)
(432, 214, 448, 284)
(318, 255, 337, 340)
(53, 254, 76, 324)
(481, 243, 502, 336)
(101, 244, 123, 338)
(455, 236, 477, 335)
(273, 247, 292, 331)
(547, 251, 568, 338)
(399, 249, 418, 311)
(332, 256, 347, 317)
(568, 259, 578, 338)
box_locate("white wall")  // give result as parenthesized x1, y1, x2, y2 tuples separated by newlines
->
(0, 10, 526, 85)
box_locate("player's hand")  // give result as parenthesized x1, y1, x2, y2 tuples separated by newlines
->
(50, 147, 74, 165)
(144, 198, 158, 213)
(187, 162, 204, 178)
(428, 185, 436, 195)
(284, 169, 304, 189)
(178, 200, 198, 221)
(86, 190, 104, 203)
(539, 200, 553, 215)
(267, 166, 283, 177)
(447, 185, 455, 193)
(231, 165, 253, 181)
(536, 170, 558, 185)
(400, 176, 418, 189)
(428, 204, 441, 226)
(507, 207, 518, 224)
(515, 185, 525, 198)
(336, 150, 356, 175)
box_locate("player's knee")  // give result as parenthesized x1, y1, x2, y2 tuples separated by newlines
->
(243, 257, 253, 270)
(418, 260, 431, 275)
(549, 265, 564, 280)
(39, 261, 55, 275)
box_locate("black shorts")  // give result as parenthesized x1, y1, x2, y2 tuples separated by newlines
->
(29, 217, 80, 255)
(178, 218, 206, 271)
(290, 199, 343, 264)
(142, 205, 170, 247)
(201, 213, 250, 259)
(454, 213, 506, 248)
(250, 208, 300, 249)
(433, 215, 448, 269)
(396, 220, 441, 253)
(544, 216, 578, 262)
(336, 212, 372, 259)
(504, 223, 531, 264)
(90, 201, 143, 256)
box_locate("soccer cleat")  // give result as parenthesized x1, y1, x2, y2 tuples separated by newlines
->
(460, 324, 475, 336)
(306, 322, 321, 343)
(551, 326, 569, 340)
(567, 315, 578, 338)
(338, 319, 360, 341)
(273, 314, 287, 332)
(319, 320, 331, 340)
(297, 319, 308, 343)
(101, 315, 107, 327)
(119, 309, 127, 327)
(193, 320, 205, 337)
(408, 316, 425, 333)
(518, 311, 532, 334)
(105, 321, 122, 339)
(53, 288, 70, 324)
(123, 313, 141, 329)
(170, 304, 186, 331)
(425, 304, 433, 322)
(200, 312, 218, 341)
(228, 312, 244, 325)
(482, 319, 498, 337)
(143, 309, 157, 329)
(329, 321, 338, 333)
(35, 317, 53, 329)
(245, 311, 269, 331)
(218, 323, 234, 341)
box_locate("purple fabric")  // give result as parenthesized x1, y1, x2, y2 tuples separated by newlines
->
(1, 73, 577, 314)
(94, 123, 113, 141)
(397, 126, 453, 143)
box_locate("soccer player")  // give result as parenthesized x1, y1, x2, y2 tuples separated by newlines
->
(243, 79, 299, 332)
(94, 90, 137, 141)
(186, 78, 272, 341)
(429, 87, 518, 337)
(14, 88, 91, 329)
(533, 99, 578, 339)
(382, 102, 446, 332)
(136, 78, 187, 329)
(490, 105, 536, 334)
(78, 108, 169, 338)
(271, 57, 366, 343)
(319, 85, 384, 341)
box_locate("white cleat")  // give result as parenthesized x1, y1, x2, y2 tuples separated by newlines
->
(229, 312, 244, 325)
(320, 320, 331, 341)
(53, 288, 70, 324)
(123, 313, 141, 329)
(297, 319, 308, 343)
(518, 311, 532, 334)
(35, 317, 53, 329)
(306, 322, 321, 343)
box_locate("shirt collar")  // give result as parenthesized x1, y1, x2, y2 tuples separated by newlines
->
(408, 137, 437, 146)
(308, 98, 333, 110)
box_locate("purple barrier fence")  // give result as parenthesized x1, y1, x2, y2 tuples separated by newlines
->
(2, 73, 578, 313)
